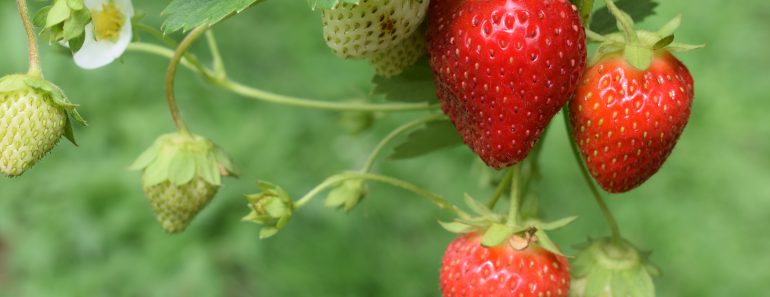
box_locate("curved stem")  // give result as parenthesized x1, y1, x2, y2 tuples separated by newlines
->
(362, 114, 445, 172)
(165, 26, 209, 134)
(128, 43, 439, 113)
(295, 172, 469, 219)
(206, 31, 226, 79)
(16, 0, 41, 77)
(506, 164, 522, 226)
(562, 109, 622, 244)
(487, 168, 514, 209)
(216, 79, 439, 112)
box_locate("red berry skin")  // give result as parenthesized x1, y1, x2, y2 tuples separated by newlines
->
(440, 234, 570, 297)
(569, 52, 694, 193)
(427, 0, 586, 168)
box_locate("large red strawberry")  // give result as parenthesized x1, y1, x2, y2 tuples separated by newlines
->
(569, 2, 701, 193)
(427, 0, 586, 168)
(440, 233, 570, 297)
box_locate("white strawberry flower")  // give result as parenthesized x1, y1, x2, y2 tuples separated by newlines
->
(73, 0, 134, 69)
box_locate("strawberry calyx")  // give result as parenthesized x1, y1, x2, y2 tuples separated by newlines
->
(587, 0, 703, 70)
(243, 181, 295, 239)
(0, 74, 86, 145)
(571, 237, 660, 297)
(129, 132, 238, 188)
(439, 193, 576, 256)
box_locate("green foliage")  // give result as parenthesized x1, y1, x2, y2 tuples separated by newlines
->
(161, 0, 264, 33)
(591, 0, 659, 34)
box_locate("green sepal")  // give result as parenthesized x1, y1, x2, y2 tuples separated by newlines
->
(24, 77, 88, 126)
(62, 9, 91, 41)
(67, 0, 85, 10)
(46, 0, 72, 28)
(213, 146, 238, 177)
(571, 237, 658, 297)
(480, 223, 514, 248)
(168, 150, 196, 186)
(438, 221, 475, 234)
(243, 181, 295, 239)
(657, 14, 682, 37)
(463, 193, 496, 217)
(624, 44, 653, 70)
(62, 116, 78, 146)
(132, 133, 237, 187)
(652, 35, 674, 50)
(324, 179, 367, 212)
(535, 229, 566, 257)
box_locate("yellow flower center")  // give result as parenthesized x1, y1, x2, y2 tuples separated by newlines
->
(91, 2, 125, 42)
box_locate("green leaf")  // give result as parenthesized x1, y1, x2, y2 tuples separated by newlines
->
(308, 0, 360, 10)
(480, 223, 513, 247)
(590, 0, 659, 34)
(162, 0, 265, 33)
(168, 151, 196, 186)
(389, 119, 462, 160)
(46, 0, 71, 28)
(372, 58, 437, 103)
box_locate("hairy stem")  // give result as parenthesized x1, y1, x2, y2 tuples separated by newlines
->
(362, 114, 445, 173)
(562, 109, 622, 244)
(506, 164, 522, 226)
(165, 26, 209, 134)
(129, 43, 439, 113)
(295, 172, 469, 219)
(16, 0, 41, 76)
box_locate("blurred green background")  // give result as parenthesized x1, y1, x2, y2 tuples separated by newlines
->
(1, 0, 769, 296)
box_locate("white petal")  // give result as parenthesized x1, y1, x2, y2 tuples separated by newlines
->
(83, 0, 107, 9)
(73, 17, 133, 69)
(115, 0, 135, 17)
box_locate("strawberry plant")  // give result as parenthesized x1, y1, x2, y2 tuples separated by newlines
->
(1, 0, 711, 295)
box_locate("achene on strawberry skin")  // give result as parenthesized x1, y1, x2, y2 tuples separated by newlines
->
(440, 233, 570, 297)
(570, 53, 694, 193)
(427, 0, 586, 169)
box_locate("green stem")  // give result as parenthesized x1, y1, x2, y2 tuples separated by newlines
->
(603, 0, 639, 43)
(216, 79, 439, 112)
(562, 108, 622, 244)
(295, 172, 469, 219)
(135, 23, 179, 48)
(487, 168, 514, 209)
(506, 164, 522, 226)
(206, 30, 227, 79)
(165, 26, 209, 134)
(128, 43, 439, 113)
(362, 114, 445, 173)
(577, 0, 596, 26)
(16, 0, 41, 77)
(520, 125, 550, 198)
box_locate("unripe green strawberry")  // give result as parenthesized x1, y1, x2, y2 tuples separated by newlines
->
(143, 178, 219, 233)
(570, 238, 660, 297)
(130, 132, 237, 233)
(0, 74, 85, 177)
(321, 0, 429, 59)
(369, 30, 426, 77)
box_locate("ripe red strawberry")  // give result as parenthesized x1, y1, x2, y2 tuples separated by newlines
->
(440, 233, 570, 297)
(570, 53, 693, 193)
(427, 0, 586, 168)
(568, 2, 700, 193)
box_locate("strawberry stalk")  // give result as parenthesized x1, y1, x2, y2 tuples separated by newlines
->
(361, 113, 446, 173)
(486, 168, 514, 209)
(16, 0, 41, 77)
(562, 108, 622, 244)
(506, 164, 523, 227)
(129, 41, 438, 112)
(165, 25, 210, 135)
(575, 0, 596, 26)
(294, 172, 470, 219)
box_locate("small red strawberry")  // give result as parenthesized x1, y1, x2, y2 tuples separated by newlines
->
(440, 233, 570, 297)
(427, 0, 586, 168)
(569, 2, 701, 193)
